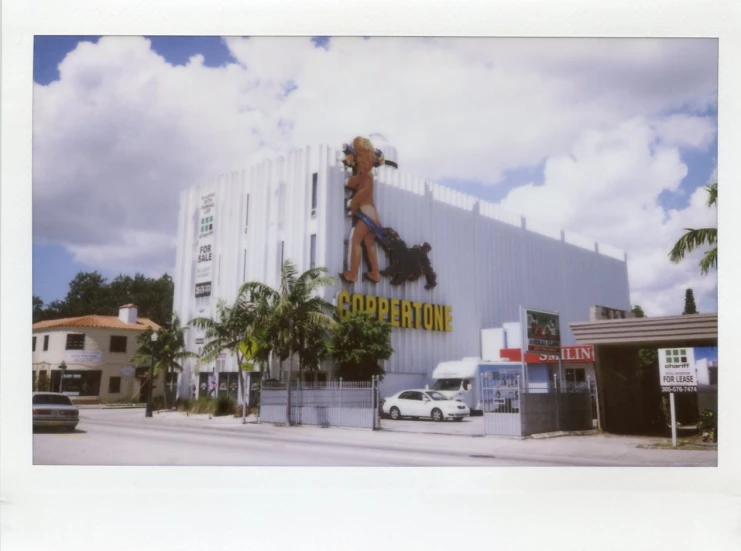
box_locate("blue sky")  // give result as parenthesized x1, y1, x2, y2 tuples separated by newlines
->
(694, 346, 718, 363)
(32, 36, 718, 315)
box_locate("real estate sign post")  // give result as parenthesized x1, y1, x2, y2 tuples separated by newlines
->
(658, 348, 697, 447)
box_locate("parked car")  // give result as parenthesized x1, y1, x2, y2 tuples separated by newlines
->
(382, 389, 470, 422)
(32, 392, 79, 431)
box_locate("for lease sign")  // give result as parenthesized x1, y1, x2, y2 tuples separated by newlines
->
(658, 348, 697, 393)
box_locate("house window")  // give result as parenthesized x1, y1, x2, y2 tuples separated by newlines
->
(43, 335, 49, 351)
(33, 336, 37, 352)
(311, 173, 318, 216)
(109, 376, 122, 394)
(110, 336, 128, 353)
(310, 234, 317, 269)
(65, 334, 85, 350)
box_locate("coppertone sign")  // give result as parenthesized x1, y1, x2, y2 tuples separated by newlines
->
(658, 348, 697, 393)
(525, 309, 561, 355)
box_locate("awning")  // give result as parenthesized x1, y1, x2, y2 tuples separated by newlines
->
(570, 313, 717, 347)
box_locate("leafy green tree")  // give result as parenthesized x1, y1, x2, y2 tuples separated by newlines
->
(669, 183, 717, 274)
(131, 314, 196, 410)
(33, 296, 44, 323)
(63, 271, 109, 317)
(682, 288, 698, 315)
(328, 311, 394, 381)
(240, 260, 336, 424)
(33, 271, 174, 326)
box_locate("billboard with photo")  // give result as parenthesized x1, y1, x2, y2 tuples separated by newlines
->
(524, 309, 561, 355)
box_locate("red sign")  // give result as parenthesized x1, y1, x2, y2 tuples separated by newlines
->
(500, 346, 594, 364)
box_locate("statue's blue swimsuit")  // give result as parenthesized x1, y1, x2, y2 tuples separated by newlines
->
(354, 211, 387, 247)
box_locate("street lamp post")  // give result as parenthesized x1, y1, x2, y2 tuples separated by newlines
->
(145, 332, 158, 418)
(58, 361, 67, 393)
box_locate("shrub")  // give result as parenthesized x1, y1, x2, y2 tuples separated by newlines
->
(190, 397, 215, 414)
(175, 398, 192, 412)
(698, 409, 717, 443)
(214, 395, 235, 417)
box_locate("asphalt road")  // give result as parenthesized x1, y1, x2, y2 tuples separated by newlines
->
(33, 413, 547, 467)
(32, 409, 717, 467)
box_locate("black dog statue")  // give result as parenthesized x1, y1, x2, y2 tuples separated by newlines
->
(378, 228, 438, 290)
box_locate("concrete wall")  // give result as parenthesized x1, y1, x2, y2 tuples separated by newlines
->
(32, 327, 164, 401)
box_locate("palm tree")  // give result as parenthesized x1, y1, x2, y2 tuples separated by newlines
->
(669, 183, 717, 274)
(190, 296, 256, 420)
(240, 260, 336, 425)
(131, 314, 196, 410)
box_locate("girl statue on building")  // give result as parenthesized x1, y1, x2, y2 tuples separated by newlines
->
(340, 136, 383, 284)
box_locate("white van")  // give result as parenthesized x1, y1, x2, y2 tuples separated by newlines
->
(430, 358, 522, 414)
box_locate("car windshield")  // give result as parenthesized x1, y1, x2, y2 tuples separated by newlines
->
(425, 391, 449, 401)
(33, 394, 73, 406)
(432, 379, 463, 391)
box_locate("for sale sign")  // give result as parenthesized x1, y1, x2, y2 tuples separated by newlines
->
(658, 348, 697, 393)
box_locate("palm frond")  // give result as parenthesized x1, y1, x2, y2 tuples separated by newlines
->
(669, 227, 718, 263)
(700, 247, 717, 275)
(706, 183, 717, 208)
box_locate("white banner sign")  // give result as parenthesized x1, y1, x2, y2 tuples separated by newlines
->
(119, 365, 135, 377)
(65, 350, 103, 363)
(658, 348, 697, 393)
(195, 191, 216, 297)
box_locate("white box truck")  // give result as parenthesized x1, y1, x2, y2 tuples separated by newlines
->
(430, 358, 522, 415)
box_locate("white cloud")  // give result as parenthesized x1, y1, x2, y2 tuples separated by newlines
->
(498, 118, 718, 315)
(33, 36, 718, 312)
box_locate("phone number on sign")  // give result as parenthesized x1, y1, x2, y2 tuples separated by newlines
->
(661, 386, 697, 393)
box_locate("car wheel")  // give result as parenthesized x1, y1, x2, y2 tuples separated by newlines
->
(390, 407, 401, 420)
(431, 408, 443, 422)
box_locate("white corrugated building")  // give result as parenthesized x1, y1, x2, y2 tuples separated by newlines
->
(172, 135, 631, 399)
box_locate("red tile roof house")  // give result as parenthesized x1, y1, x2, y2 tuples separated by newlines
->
(32, 304, 163, 405)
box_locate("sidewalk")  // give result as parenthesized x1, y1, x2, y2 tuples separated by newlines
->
(80, 408, 718, 466)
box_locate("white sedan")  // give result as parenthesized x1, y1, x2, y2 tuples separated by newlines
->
(382, 389, 470, 422)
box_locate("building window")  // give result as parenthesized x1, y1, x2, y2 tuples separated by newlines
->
(343, 239, 349, 272)
(110, 336, 128, 353)
(565, 368, 586, 384)
(65, 334, 85, 350)
(109, 376, 121, 394)
(43, 335, 49, 351)
(310, 234, 317, 269)
(243, 249, 247, 282)
(33, 336, 37, 352)
(311, 173, 318, 216)
(279, 240, 285, 271)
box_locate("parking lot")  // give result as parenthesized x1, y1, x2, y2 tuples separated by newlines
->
(380, 414, 485, 436)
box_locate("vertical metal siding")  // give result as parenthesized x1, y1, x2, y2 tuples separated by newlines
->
(174, 145, 631, 395)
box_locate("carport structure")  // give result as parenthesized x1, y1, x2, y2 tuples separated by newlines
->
(570, 313, 717, 434)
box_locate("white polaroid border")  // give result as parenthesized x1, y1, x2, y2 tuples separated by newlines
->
(2, 0, 739, 550)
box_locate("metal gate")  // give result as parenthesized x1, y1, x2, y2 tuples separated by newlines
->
(481, 372, 522, 437)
